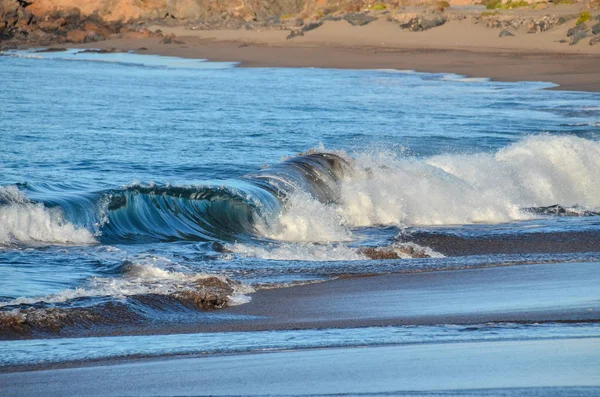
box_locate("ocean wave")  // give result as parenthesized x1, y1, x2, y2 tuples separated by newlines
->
(0, 186, 96, 246)
(4, 136, 600, 247)
(0, 261, 252, 338)
(338, 135, 600, 228)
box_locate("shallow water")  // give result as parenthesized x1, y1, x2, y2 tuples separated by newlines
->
(1, 48, 600, 352)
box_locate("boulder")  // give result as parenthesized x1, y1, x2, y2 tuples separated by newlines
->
(343, 12, 377, 26)
(401, 14, 446, 32)
(499, 29, 514, 37)
(592, 22, 600, 35)
(567, 22, 588, 37)
(160, 32, 184, 44)
(301, 20, 322, 32)
(590, 35, 600, 46)
(570, 29, 588, 45)
(286, 29, 303, 39)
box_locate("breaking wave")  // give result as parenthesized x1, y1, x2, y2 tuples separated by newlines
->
(2, 136, 600, 247)
(0, 260, 253, 338)
(0, 186, 96, 246)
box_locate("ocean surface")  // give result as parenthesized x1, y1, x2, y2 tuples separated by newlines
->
(1, 48, 600, 368)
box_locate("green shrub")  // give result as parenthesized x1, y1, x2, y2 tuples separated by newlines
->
(480, 10, 500, 16)
(486, 0, 529, 9)
(552, 0, 576, 5)
(500, 0, 529, 9)
(485, 0, 502, 9)
(576, 10, 591, 24)
(372, 3, 387, 10)
(436, 0, 451, 10)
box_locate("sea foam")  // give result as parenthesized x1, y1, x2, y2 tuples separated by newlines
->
(259, 136, 600, 243)
(0, 186, 96, 246)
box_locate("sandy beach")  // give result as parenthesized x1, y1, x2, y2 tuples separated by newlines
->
(63, 13, 600, 92)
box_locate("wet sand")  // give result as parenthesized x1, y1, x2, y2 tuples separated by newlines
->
(2, 337, 599, 396)
(2, 262, 599, 394)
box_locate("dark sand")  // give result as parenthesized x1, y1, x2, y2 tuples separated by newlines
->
(2, 337, 599, 396)
(135, 261, 600, 335)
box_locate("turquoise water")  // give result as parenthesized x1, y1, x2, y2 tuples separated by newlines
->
(1, 49, 600, 363)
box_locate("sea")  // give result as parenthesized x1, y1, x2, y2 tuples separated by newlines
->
(1, 48, 600, 369)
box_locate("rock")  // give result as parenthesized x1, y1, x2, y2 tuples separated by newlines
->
(343, 12, 377, 26)
(137, 47, 148, 51)
(570, 30, 588, 45)
(282, 16, 303, 28)
(38, 17, 67, 32)
(499, 29, 514, 37)
(286, 29, 303, 39)
(34, 47, 67, 52)
(160, 33, 184, 44)
(83, 30, 103, 43)
(66, 29, 86, 43)
(301, 21, 322, 32)
(592, 22, 600, 35)
(122, 28, 156, 39)
(567, 22, 588, 37)
(590, 36, 600, 46)
(401, 14, 446, 32)
(76, 48, 120, 54)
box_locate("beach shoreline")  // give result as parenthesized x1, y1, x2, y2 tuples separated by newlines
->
(58, 15, 600, 92)
(2, 337, 599, 395)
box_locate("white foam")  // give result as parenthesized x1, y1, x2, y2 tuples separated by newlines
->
(230, 242, 366, 261)
(339, 136, 600, 227)
(0, 261, 253, 308)
(258, 191, 352, 243)
(0, 186, 96, 246)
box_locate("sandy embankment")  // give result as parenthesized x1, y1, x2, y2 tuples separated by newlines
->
(69, 13, 600, 92)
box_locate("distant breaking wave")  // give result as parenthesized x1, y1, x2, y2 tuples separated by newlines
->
(2, 136, 600, 247)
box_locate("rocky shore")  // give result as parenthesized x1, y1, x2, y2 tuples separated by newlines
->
(1, 0, 600, 49)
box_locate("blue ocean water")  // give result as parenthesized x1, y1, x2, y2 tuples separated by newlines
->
(1, 49, 600, 362)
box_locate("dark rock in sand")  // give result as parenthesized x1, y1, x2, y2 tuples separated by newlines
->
(570, 30, 588, 45)
(137, 47, 148, 51)
(286, 29, 303, 39)
(160, 33, 185, 44)
(343, 12, 377, 27)
(34, 47, 67, 52)
(567, 22, 588, 37)
(499, 29, 514, 38)
(76, 48, 121, 54)
(590, 35, 600, 46)
(401, 14, 446, 32)
(302, 21, 322, 32)
(592, 22, 600, 35)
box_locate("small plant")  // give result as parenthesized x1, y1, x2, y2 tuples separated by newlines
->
(552, 0, 576, 5)
(500, 0, 529, 9)
(279, 14, 294, 21)
(372, 3, 387, 11)
(485, 0, 502, 9)
(436, 0, 451, 10)
(480, 10, 500, 16)
(485, 0, 529, 9)
(576, 10, 591, 24)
